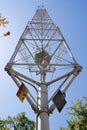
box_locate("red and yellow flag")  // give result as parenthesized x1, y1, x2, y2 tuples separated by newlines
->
(16, 83, 29, 102)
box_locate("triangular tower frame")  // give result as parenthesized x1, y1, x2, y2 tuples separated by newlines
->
(5, 6, 82, 130)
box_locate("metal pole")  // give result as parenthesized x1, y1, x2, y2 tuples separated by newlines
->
(37, 73, 49, 130)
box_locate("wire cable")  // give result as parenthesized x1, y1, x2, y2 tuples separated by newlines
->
(14, 75, 38, 93)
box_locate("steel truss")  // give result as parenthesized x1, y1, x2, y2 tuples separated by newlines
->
(5, 6, 82, 130)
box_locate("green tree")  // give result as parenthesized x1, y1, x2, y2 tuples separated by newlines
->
(60, 97, 87, 130)
(0, 13, 10, 37)
(0, 112, 35, 130)
(0, 13, 9, 27)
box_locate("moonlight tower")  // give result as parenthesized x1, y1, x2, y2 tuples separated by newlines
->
(5, 6, 82, 130)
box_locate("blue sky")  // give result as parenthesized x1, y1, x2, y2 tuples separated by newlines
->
(0, 0, 87, 129)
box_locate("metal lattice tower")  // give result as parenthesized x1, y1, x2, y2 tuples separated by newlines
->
(5, 6, 82, 130)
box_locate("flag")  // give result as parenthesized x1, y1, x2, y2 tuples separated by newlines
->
(16, 83, 29, 102)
